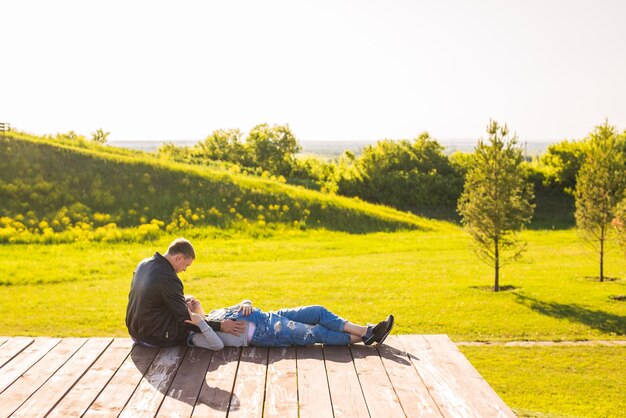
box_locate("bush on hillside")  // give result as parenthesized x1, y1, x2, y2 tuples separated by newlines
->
(335, 133, 464, 219)
(163, 123, 301, 179)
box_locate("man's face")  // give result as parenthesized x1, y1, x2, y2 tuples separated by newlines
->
(173, 255, 194, 273)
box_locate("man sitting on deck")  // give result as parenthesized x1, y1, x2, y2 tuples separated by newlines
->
(125, 238, 245, 347)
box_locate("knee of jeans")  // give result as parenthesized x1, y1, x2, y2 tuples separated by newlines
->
(307, 305, 326, 317)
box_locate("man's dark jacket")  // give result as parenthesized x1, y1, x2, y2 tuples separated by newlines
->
(125, 252, 218, 347)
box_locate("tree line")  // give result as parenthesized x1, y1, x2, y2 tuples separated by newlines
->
(158, 120, 626, 289)
(157, 122, 625, 225)
(159, 125, 469, 220)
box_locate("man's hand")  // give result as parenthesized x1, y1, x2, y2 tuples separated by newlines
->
(220, 319, 246, 336)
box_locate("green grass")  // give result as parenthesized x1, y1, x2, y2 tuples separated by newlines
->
(461, 345, 626, 418)
(1, 226, 625, 417)
(1, 227, 624, 339)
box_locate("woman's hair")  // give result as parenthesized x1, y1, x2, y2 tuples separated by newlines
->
(166, 238, 196, 259)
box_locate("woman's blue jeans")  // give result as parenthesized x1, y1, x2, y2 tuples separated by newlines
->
(224, 305, 351, 347)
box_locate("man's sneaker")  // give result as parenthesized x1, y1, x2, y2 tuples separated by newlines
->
(373, 314, 394, 345)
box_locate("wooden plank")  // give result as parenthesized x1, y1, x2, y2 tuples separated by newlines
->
(0, 337, 34, 368)
(399, 334, 481, 418)
(47, 338, 134, 418)
(380, 335, 443, 417)
(192, 346, 241, 418)
(351, 344, 405, 417)
(296, 345, 333, 418)
(264, 347, 298, 418)
(84, 343, 160, 417)
(323, 345, 369, 418)
(0, 337, 9, 347)
(228, 346, 268, 418)
(119, 344, 187, 417)
(157, 347, 214, 418)
(0, 338, 61, 394)
(0, 335, 515, 417)
(11, 338, 112, 418)
(0, 338, 86, 417)
(424, 335, 516, 418)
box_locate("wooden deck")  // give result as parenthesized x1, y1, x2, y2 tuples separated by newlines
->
(0, 335, 515, 417)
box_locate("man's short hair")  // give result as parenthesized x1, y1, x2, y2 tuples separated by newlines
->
(166, 238, 195, 259)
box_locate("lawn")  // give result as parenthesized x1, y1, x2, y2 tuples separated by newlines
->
(1, 226, 625, 416)
(461, 345, 626, 418)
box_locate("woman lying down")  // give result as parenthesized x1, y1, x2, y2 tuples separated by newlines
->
(184, 297, 394, 350)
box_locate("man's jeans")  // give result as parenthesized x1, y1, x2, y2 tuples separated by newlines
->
(225, 305, 351, 346)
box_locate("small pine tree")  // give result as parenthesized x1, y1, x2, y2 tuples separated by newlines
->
(457, 121, 535, 291)
(574, 122, 626, 282)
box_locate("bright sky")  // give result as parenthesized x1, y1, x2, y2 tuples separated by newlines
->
(1, 0, 625, 142)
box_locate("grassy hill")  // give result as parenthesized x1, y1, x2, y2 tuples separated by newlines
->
(0, 133, 439, 242)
